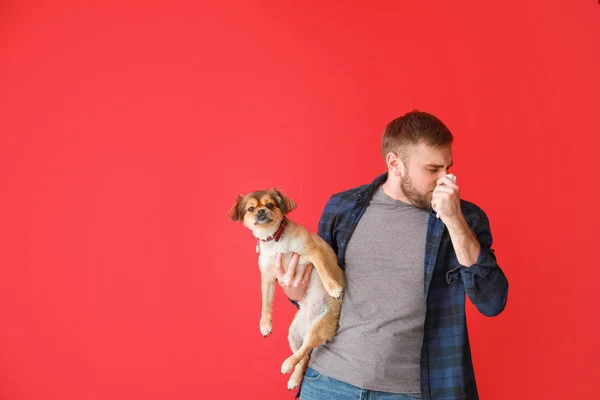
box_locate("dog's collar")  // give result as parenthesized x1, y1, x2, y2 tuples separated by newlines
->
(255, 217, 288, 253)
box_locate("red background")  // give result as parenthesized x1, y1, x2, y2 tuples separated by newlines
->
(1, 1, 598, 399)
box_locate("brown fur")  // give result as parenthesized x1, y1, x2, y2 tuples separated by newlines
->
(227, 188, 345, 390)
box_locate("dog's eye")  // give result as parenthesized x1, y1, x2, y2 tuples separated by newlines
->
(266, 203, 274, 210)
(248, 206, 255, 212)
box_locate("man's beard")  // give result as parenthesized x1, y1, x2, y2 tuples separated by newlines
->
(400, 173, 433, 210)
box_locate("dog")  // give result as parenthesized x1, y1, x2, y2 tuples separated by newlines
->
(227, 188, 345, 390)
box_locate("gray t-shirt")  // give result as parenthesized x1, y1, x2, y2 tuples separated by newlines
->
(308, 184, 429, 393)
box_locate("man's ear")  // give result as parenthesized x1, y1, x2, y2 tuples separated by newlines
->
(226, 195, 245, 221)
(270, 188, 297, 215)
(386, 151, 406, 177)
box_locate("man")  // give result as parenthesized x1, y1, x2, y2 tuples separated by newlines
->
(275, 110, 509, 400)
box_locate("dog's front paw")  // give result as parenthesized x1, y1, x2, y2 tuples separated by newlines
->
(324, 281, 344, 299)
(260, 317, 272, 337)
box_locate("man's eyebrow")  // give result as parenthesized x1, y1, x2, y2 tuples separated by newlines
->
(425, 161, 454, 168)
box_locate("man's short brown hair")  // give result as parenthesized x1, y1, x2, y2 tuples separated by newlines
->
(381, 110, 454, 165)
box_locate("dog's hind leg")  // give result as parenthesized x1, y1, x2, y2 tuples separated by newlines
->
(288, 310, 304, 352)
(287, 354, 310, 391)
(286, 311, 308, 390)
(281, 299, 341, 375)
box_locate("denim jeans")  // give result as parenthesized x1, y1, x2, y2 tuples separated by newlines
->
(300, 366, 422, 400)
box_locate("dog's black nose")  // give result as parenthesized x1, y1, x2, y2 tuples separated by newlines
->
(257, 209, 266, 216)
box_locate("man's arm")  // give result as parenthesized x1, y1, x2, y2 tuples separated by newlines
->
(316, 195, 338, 254)
(284, 195, 340, 308)
(446, 210, 509, 317)
(433, 176, 508, 317)
(446, 216, 480, 267)
(277, 253, 312, 309)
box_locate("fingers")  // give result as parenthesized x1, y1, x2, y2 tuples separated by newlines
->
(431, 191, 447, 207)
(433, 185, 454, 195)
(436, 175, 458, 188)
(274, 252, 285, 280)
(432, 184, 454, 206)
(276, 253, 300, 286)
(275, 255, 311, 301)
(285, 253, 300, 280)
(431, 192, 450, 211)
(301, 263, 313, 285)
(292, 260, 310, 287)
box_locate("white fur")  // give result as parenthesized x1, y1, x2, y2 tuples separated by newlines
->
(256, 221, 331, 339)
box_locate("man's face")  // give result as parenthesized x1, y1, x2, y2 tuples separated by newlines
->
(399, 142, 453, 210)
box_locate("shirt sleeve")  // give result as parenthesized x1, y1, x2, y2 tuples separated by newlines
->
(317, 194, 340, 254)
(446, 209, 509, 317)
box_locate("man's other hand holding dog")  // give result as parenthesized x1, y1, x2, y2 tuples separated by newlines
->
(275, 253, 312, 302)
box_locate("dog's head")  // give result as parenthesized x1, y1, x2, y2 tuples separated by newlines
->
(227, 188, 296, 233)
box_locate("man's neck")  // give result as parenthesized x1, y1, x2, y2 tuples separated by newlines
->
(381, 177, 411, 205)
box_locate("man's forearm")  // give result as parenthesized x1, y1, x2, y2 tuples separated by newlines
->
(446, 216, 481, 267)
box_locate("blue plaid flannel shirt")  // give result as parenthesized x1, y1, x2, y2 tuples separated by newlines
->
(294, 172, 508, 400)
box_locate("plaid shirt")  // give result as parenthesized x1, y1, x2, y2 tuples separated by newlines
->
(295, 172, 508, 400)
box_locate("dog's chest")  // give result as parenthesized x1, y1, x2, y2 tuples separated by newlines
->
(257, 239, 310, 274)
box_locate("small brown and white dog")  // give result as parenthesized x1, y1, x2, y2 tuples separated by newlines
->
(227, 188, 345, 390)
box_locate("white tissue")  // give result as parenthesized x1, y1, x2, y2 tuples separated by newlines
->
(435, 174, 456, 218)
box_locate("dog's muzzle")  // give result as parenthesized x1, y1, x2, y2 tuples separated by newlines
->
(254, 209, 271, 224)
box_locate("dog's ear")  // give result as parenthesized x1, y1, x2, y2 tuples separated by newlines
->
(270, 188, 297, 215)
(226, 195, 245, 221)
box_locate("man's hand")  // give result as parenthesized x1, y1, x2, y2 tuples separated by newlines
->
(432, 176, 481, 267)
(431, 175, 462, 227)
(274, 252, 313, 302)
